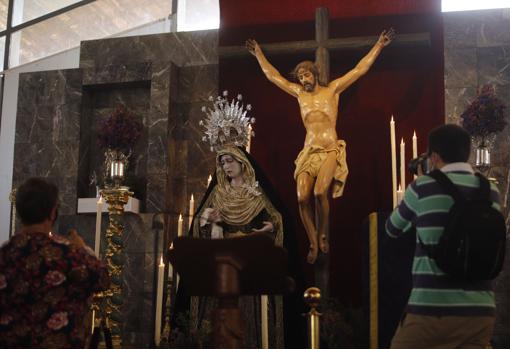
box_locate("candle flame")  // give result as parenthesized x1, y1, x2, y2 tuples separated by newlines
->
(160, 256, 164, 267)
(401, 138, 404, 145)
(391, 115, 394, 122)
(178, 214, 183, 222)
(413, 130, 417, 138)
(398, 184, 402, 191)
(49, 231, 53, 237)
(191, 194, 194, 201)
(97, 195, 103, 204)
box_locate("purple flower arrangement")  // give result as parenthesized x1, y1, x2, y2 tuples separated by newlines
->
(461, 85, 506, 138)
(97, 105, 143, 151)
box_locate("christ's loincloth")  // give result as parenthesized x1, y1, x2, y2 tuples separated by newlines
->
(293, 140, 348, 198)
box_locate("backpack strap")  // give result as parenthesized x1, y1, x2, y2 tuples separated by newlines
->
(427, 170, 465, 203)
(418, 170, 491, 254)
(474, 173, 491, 201)
(417, 170, 463, 254)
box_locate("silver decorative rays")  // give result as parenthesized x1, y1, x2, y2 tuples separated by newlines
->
(200, 90, 255, 151)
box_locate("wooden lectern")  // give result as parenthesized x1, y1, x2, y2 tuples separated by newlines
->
(168, 233, 294, 349)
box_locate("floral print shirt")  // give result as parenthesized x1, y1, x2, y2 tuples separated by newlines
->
(0, 231, 109, 349)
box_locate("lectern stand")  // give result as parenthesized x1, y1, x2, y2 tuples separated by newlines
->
(168, 233, 294, 349)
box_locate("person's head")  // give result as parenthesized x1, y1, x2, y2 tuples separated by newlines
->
(427, 124, 471, 170)
(219, 154, 243, 180)
(291, 61, 319, 92)
(216, 147, 258, 189)
(16, 177, 59, 227)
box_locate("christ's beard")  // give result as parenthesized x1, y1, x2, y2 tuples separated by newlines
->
(304, 83, 314, 92)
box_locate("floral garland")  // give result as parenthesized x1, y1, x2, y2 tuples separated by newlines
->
(97, 104, 143, 151)
(461, 85, 506, 138)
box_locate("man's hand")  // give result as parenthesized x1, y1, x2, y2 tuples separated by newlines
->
(246, 39, 261, 57)
(252, 221, 274, 234)
(377, 28, 396, 47)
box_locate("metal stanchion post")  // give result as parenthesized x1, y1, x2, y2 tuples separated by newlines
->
(304, 287, 321, 349)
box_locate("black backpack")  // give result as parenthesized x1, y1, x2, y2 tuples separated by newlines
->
(420, 170, 507, 280)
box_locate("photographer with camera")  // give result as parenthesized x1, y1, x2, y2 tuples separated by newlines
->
(408, 153, 429, 177)
(386, 124, 506, 349)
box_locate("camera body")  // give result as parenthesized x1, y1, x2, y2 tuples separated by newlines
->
(408, 153, 429, 176)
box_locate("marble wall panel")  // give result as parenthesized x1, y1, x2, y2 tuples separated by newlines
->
(13, 69, 83, 215)
(478, 46, 510, 86)
(146, 173, 167, 213)
(16, 71, 82, 141)
(443, 11, 479, 48)
(444, 48, 477, 88)
(444, 87, 477, 124)
(476, 9, 510, 47)
(144, 253, 156, 294)
(173, 64, 218, 220)
(13, 141, 80, 213)
(147, 130, 168, 175)
(79, 31, 218, 69)
(82, 62, 152, 86)
(146, 62, 175, 205)
(177, 64, 218, 103)
(180, 101, 217, 189)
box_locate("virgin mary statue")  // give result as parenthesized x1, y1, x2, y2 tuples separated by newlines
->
(189, 145, 285, 349)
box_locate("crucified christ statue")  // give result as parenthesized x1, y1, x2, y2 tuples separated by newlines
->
(247, 29, 395, 264)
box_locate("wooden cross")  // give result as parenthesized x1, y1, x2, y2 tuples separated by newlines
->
(315, 7, 331, 85)
(219, 8, 430, 61)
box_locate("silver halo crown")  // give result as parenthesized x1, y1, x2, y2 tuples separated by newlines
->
(200, 90, 255, 151)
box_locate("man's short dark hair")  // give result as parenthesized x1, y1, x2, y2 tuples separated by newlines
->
(15, 178, 58, 225)
(428, 124, 471, 163)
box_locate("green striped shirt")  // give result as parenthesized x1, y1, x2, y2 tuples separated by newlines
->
(386, 163, 500, 316)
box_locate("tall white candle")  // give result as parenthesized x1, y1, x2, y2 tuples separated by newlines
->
(261, 295, 269, 349)
(167, 261, 174, 280)
(400, 138, 406, 192)
(396, 184, 404, 204)
(154, 256, 164, 346)
(412, 131, 418, 179)
(94, 196, 103, 256)
(176, 214, 183, 291)
(189, 194, 195, 229)
(412, 131, 418, 159)
(178, 214, 183, 237)
(390, 116, 397, 208)
(207, 174, 212, 187)
(247, 124, 253, 153)
(91, 310, 95, 334)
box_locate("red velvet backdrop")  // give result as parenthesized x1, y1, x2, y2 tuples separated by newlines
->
(219, 1, 444, 305)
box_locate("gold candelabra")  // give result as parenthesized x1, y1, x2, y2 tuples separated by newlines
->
(160, 275, 174, 344)
(100, 185, 133, 348)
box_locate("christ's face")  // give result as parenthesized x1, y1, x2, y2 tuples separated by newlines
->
(220, 155, 242, 179)
(297, 68, 316, 92)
